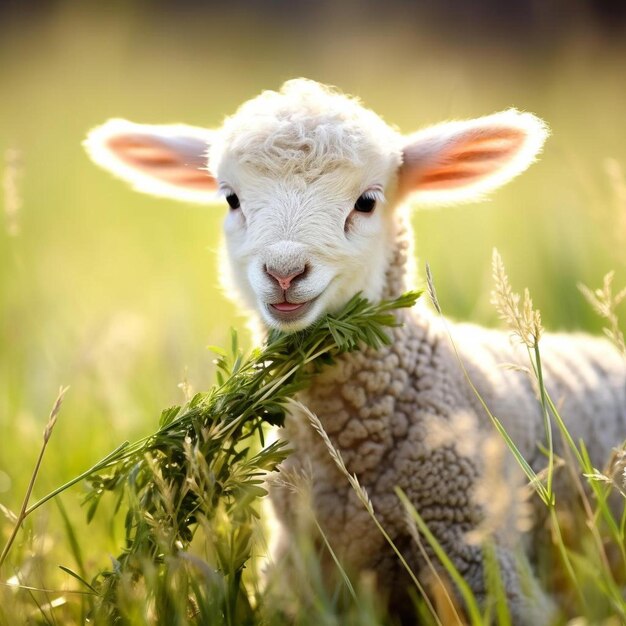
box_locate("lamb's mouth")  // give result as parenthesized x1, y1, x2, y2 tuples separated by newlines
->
(266, 298, 316, 322)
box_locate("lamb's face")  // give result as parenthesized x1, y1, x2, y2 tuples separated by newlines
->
(84, 78, 548, 334)
(214, 161, 400, 331)
(209, 81, 404, 331)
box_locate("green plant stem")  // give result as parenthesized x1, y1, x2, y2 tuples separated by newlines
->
(0, 442, 49, 568)
(532, 344, 555, 505)
(0, 386, 69, 569)
(24, 441, 131, 517)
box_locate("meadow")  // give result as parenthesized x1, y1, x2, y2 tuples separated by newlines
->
(1, 4, 626, 624)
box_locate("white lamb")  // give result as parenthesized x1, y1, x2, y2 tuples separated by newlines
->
(84, 79, 626, 624)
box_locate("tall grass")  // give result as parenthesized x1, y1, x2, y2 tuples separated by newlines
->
(1, 257, 625, 624)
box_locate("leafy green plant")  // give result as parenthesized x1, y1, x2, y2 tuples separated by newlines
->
(3, 291, 419, 624)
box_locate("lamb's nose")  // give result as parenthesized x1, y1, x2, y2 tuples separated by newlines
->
(265, 265, 307, 290)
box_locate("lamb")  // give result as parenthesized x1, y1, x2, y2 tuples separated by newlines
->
(84, 79, 626, 624)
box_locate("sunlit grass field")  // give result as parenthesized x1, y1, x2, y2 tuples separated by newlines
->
(1, 4, 626, 623)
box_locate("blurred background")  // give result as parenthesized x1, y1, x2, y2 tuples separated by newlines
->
(0, 0, 625, 598)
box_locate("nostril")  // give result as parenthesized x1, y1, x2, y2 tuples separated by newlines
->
(265, 264, 307, 290)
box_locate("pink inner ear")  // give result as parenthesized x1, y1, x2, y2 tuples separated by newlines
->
(400, 128, 526, 194)
(106, 135, 216, 191)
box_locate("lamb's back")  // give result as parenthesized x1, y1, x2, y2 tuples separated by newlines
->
(453, 321, 626, 467)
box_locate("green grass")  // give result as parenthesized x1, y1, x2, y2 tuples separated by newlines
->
(1, 4, 626, 624)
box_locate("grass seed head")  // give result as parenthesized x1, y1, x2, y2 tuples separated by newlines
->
(491, 249, 543, 348)
(43, 386, 69, 443)
(579, 271, 626, 357)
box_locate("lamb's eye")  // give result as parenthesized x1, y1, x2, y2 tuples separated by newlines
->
(226, 193, 240, 210)
(354, 194, 376, 213)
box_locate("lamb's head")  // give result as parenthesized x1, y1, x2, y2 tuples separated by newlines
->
(85, 79, 548, 331)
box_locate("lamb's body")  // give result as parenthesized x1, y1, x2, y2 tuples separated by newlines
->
(85, 79, 626, 624)
(277, 322, 625, 621)
(271, 216, 626, 622)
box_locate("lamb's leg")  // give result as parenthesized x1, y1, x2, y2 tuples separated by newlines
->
(413, 537, 556, 626)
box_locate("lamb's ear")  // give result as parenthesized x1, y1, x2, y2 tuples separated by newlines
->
(84, 119, 218, 203)
(398, 110, 548, 204)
